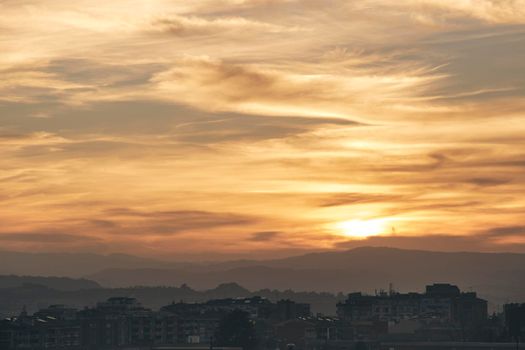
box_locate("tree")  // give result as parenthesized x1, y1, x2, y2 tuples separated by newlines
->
(215, 310, 257, 350)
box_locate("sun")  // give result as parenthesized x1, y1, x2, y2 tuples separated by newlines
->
(336, 219, 388, 239)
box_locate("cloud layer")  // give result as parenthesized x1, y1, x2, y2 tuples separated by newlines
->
(1, 0, 524, 259)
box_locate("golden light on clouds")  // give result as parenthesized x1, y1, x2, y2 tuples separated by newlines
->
(1, 0, 525, 259)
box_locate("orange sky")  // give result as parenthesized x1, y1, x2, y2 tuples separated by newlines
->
(1, 0, 525, 260)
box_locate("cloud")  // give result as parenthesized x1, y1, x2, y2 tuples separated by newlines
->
(0, 232, 99, 243)
(98, 208, 257, 235)
(481, 225, 525, 237)
(334, 233, 524, 253)
(45, 59, 165, 88)
(465, 177, 511, 187)
(410, 0, 525, 24)
(248, 231, 281, 241)
(149, 15, 295, 36)
(0, 132, 69, 148)
(1, 0, 525, 257)
(317, 193, 404, 207)
(416, 27, 525, 108)
(151, 56, 438, 120)
(334, 223, 525, 253)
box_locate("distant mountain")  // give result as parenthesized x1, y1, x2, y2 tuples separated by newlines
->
(0, 275, 101, 291)
(0, 282, 340, 317)
(211, 282, 251, 297)
(87, 266, 358, 291)
(3, 247, 525, 310)
(86, 247, 525, 308)
(0, 250, 182, 277)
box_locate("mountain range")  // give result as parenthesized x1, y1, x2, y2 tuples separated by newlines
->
(0, 282, 340, 317)
(2, 247, 525, 310)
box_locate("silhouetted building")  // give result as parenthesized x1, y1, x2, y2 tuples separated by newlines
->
(274, 300, 311, 321)
(338, 284, 486, 323)
(337, 284, 487, 341)
(0, 306, 81, 349)
(79, 297, 140, 348)
(505, 303, 525, 343)
(274, 316, 387, 350)
(162, 296, 309, 322)
(0, 288, 501, 350)
(160, 297, 310, 345)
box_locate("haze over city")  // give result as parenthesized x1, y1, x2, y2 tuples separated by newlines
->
(1, 0, 525, 261)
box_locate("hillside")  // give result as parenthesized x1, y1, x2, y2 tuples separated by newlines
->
(0, 282, 340, 317)
(0, 251, 180, 277)
(86, 247, 525, 308)
(0, 275, 100, 290)
(3, 247, 525, 310)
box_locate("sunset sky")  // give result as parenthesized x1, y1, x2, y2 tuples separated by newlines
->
(1, 0, 525, 260)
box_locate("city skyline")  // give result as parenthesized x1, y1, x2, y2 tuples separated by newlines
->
(1, 0, 525, 259)
(1, 283, 502, 349)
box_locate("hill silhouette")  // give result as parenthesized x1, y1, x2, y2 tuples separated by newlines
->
(0, 250, 175, 277)
(0, 281, 340, 317)
(86, 247, 525, 309)
(2, 247, 525, 311)
(0, 275, 100, 290)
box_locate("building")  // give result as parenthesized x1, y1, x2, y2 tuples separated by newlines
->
(159, 296, 311, 345)
(337, 284, 487, 324)
(273, 315, 390, 350)
(504, 303, 525, 342)
(337, 284, 487, 341)
(0, 306, 81, 349)
(0, 288, 500, 350)
(274, 300, 311, 321)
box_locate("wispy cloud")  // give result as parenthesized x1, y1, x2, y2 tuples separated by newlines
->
(248, 231, 281, 242)
(0, 0, 524, 257)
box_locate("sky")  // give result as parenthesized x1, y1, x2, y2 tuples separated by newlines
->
(1, 0, 525, 260)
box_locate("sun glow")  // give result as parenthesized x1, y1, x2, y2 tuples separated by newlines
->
(336, 219, 389, 239)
